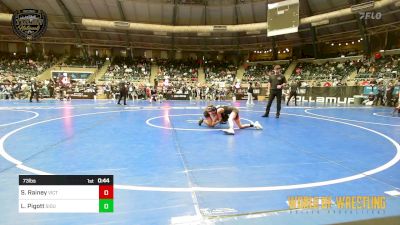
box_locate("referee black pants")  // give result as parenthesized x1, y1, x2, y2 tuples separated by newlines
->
(265, 89, 282, 115)
(30, 91, 39, 102)
(117, 91, 127, 105)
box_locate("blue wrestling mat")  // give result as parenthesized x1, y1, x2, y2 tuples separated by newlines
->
(0, 99, 399, 225)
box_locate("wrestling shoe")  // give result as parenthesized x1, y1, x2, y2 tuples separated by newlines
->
(198, 117, 204, 126)
(223, 128, 235, 135)
(253, 121, 263, 130)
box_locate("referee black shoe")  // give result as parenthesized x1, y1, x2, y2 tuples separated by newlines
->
(261, 113, 269, 117)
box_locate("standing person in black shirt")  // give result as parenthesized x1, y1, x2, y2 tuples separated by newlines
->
(262, 65, 287, 118)
(117, 80, 128, 105)
(48, 80, 55, 98)
(286, 79, 301, 106)
(29, 78, 39, 103)
(385, 82, 394, 107)
(375, 83, 384, 106)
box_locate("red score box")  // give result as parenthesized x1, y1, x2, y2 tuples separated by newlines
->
(99, 185, 114, 199)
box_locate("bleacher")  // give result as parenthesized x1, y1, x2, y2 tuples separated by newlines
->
(291, 61, 356, 85)
(204, 60, 237, 84)
(354, 55, 400, 83)
(101, 57, 151, 83)
(0, 54, 59, 99)
(0, 54, 57, 82)
(156, 59, 199, 84)
(63, 56, 105, 68)
(243, 63, 288, 83)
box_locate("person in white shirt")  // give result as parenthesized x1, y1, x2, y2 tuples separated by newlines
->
(246, 82, 254, 105)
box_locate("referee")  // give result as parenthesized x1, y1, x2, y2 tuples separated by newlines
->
(117, 80, 128, 105)
(262, 65, 286, 118)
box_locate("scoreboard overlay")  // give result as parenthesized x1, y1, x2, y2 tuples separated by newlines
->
(19, 175, 113, 213)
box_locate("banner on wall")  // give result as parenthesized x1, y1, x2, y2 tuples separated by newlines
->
(255, 87, 365, 104)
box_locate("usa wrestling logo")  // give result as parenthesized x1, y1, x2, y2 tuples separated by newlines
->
(11, 9, 48, 41)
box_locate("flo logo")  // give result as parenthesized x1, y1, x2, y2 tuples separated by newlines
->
(359, 11, 382, 20)
(11, 9, 48, 41)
